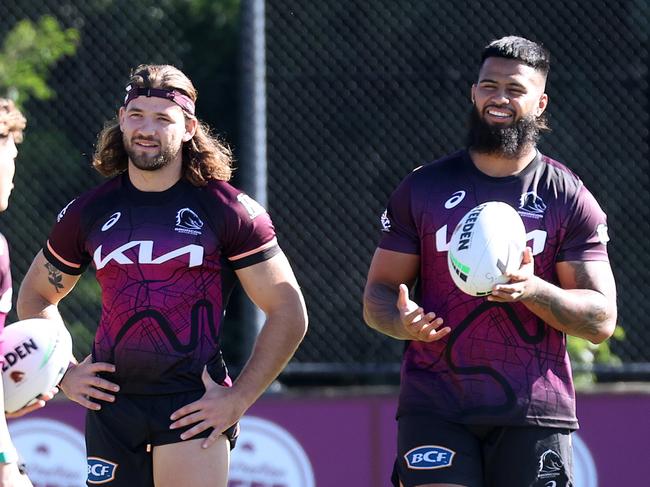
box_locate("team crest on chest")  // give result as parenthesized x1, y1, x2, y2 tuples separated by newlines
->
(175, 208, 203, 235)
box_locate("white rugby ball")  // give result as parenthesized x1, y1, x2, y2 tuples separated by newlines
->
(2, 319, 72, 413)
(447, 201, 526, 296)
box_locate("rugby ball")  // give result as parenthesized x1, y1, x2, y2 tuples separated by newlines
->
(2, 319, 72, 413)
(447, 201, 526, 296)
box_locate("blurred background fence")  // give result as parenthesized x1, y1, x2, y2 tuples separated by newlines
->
(1, 0, 648, 384)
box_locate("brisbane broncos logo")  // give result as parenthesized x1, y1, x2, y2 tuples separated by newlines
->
(175, 208, 203, 235)
(519, 192, 547, 215)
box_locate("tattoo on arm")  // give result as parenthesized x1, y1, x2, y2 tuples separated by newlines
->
(531, 262, 609, 338)
(363, 283, 402, 337)
(44, 263, 64, 293)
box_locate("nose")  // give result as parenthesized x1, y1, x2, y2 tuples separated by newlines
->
(135, 117, 156, 137)
(491, 89, 510, 105)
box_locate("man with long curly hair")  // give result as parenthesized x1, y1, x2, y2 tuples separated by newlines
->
(17, 65, 308, 487)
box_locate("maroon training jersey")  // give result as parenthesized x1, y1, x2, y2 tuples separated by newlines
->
(379, 150, 610, 429)
(44, 174, 279, 394)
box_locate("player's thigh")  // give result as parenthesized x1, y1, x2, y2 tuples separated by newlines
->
(484, 426, 573, 487)
(152, 436, 230, 487)
(393, 415, 482, 487)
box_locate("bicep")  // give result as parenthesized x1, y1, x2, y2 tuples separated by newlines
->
(18, 250, 81, 308)
(234, 252, 304, 314)
(364, 248, 420, 294)
(556, 260, 617, 301)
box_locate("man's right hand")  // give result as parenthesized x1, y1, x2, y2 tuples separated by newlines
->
(59, 355, 120, 410)
(397, 284, 451, 342)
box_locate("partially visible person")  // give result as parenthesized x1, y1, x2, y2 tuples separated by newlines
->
(364, 36, 617, 487)
(17, 64, 308, 487)
(0, 98, 56, 487)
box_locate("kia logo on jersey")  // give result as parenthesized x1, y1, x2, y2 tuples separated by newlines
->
(93, 241, 204, 270)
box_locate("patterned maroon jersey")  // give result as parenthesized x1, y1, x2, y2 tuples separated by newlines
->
(379, 150, 610, 429)
(44, 174, 279, 394)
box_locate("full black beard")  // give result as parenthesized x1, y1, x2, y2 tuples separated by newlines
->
(123, 134, 176, 171)
(466, 107, 546, 158)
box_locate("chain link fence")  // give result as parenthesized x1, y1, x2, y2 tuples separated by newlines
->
(265, 0, 649, 381)
(1, 0, 199, 359)
(0, 0, 648, 382)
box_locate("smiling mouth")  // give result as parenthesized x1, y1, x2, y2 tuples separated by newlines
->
(485, 107, 514, 119)
(133, 140, 159, 149)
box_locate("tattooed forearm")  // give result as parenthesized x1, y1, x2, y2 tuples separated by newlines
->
(44, 263, 64, 293)
(534, 291, 608, 338)
(525, 262, 615, 341)
(363, 283, 404, 339)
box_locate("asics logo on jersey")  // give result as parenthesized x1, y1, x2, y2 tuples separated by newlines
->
(101, 212, 121, 231)
(444, 191, 466, 209)
(175, 208, 203, 235)
(94, 241, 204, 270)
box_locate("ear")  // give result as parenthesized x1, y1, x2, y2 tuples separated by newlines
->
(536, 93, 549, 116)
(118, 107, 125, 131)
(182, 117, 198, 142)
(471, 84, 477, 104)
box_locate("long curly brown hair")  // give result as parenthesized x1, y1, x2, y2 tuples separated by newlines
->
(93, 64, 232, 185)
(0, 98, 26, 143)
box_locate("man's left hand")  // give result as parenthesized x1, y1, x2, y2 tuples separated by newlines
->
(169, 367, 245, 449)
(489, 247, 538, 302)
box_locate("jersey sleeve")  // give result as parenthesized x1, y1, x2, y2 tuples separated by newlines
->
(0, 233, 12, 331)
(557, 184, 609, 262)
(220, 191, 280, 270)
(377, 174, 420, 255)
(42, 197, 92, 275)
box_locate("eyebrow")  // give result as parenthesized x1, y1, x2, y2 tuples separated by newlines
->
(479, 78, 527, 89)
(125, 106, 174, 117)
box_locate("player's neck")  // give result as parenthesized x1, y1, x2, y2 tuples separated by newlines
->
(468, 146, 538, 178)
(127, 160, 183, 192)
